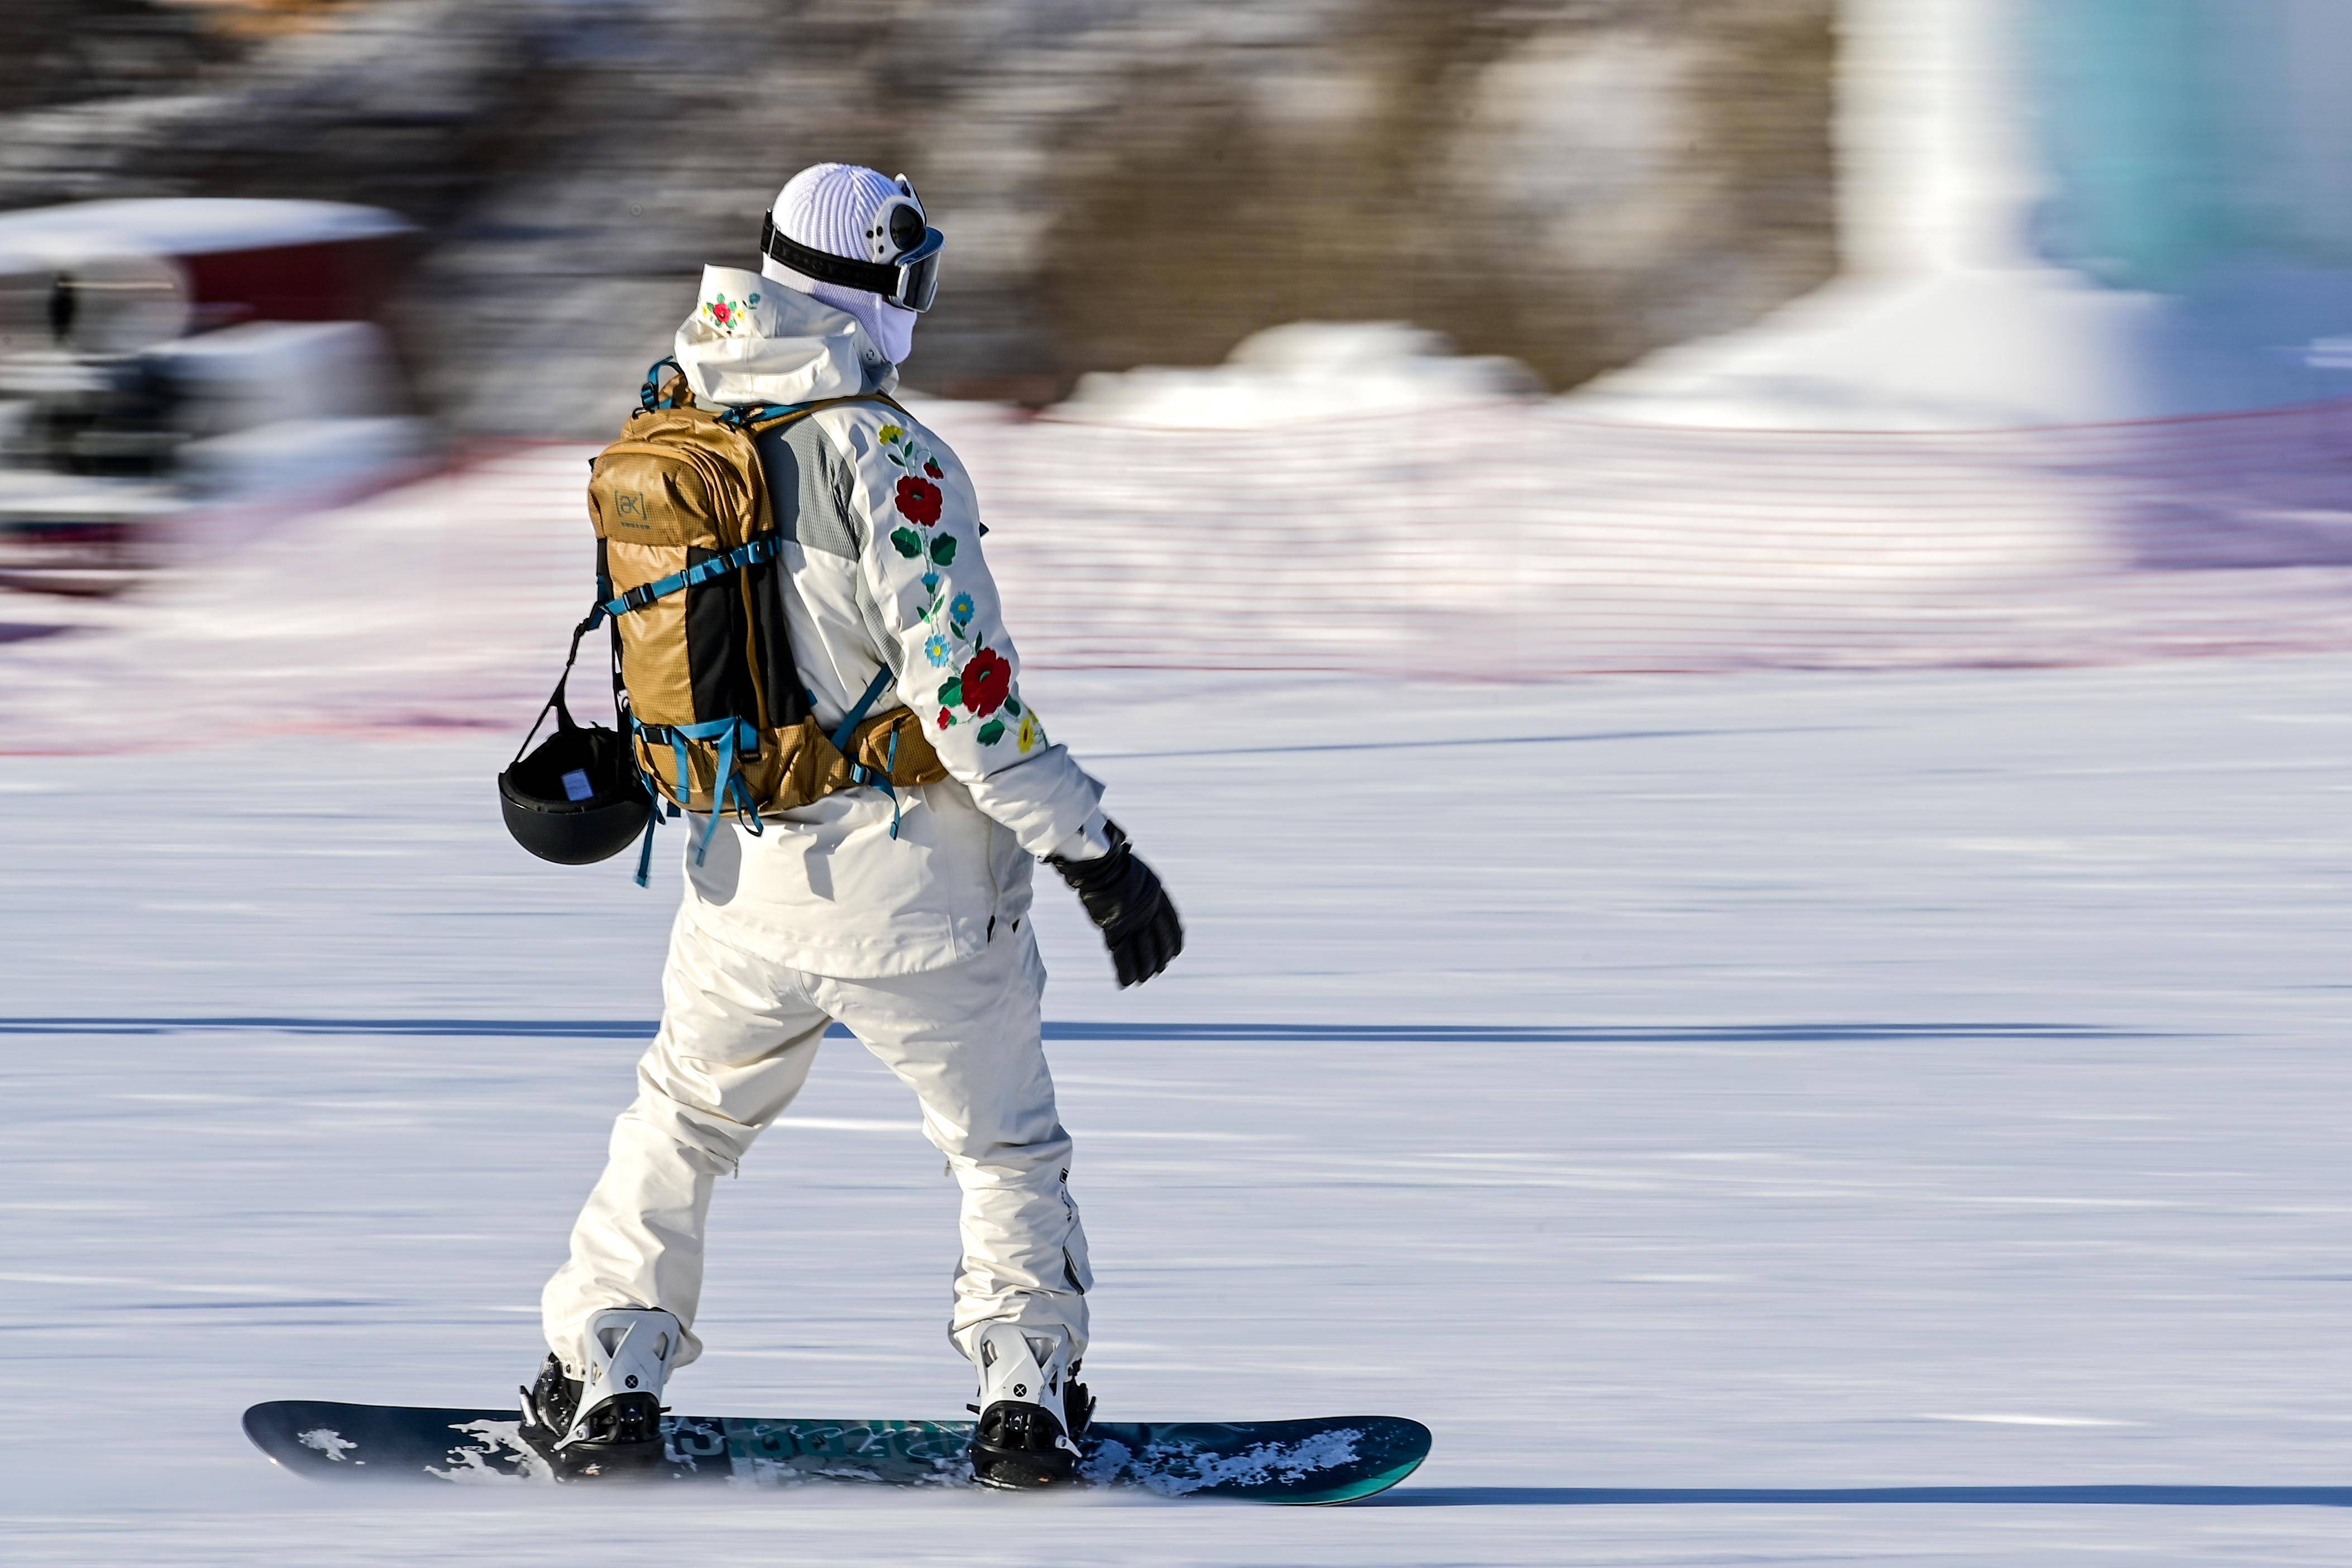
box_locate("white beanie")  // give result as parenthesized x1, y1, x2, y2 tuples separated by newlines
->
(762, 163, 920, 365)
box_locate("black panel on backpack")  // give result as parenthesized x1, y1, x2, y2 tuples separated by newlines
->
(747, 554, 807, 729)
(682, 544, 753, 725)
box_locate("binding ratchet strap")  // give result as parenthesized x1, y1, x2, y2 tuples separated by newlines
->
(831, 667, 907, 839)
(602, 536, 781, 618)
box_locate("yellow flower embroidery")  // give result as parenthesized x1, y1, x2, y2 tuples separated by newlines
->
(1017, 711, 1044, 754)
(878, 423, 906, 443)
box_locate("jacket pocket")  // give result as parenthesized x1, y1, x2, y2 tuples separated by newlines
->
(1060, 1180, 1093, 1295)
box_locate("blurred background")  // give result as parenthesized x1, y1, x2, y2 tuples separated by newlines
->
(1, 0, 2349, 700)
(0, 0, 1842, 422)
(9, 7, 2352, 1563)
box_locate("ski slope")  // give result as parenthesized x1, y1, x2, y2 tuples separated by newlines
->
(4, 388, 2352, 761)
(4, 648, 2351, 1565)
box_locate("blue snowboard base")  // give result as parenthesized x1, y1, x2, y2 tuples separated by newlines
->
(243, 1400, 1430, 1505)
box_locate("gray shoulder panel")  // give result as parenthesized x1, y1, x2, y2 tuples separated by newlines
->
(755, 417, 862, 559)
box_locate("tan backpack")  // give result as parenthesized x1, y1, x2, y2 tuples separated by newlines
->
(580, 357, 946, 881)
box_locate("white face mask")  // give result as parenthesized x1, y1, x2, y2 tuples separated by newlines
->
(759, 257, 917, 365)
(863, 298, 919, 364)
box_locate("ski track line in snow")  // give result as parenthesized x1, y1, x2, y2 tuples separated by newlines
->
(0, 1016, 2150, 1043)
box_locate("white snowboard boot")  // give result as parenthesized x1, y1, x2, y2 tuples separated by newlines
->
(518, 1307, 681, 1476)
(967, 1322, 1093, 1489)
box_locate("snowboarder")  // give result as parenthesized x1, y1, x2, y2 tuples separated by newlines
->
(518, 163, 1184, 1488)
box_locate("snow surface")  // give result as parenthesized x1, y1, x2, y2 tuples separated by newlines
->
(5, 644, 2352, 1564)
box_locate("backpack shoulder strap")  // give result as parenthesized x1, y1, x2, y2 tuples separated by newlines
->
(829, 666, 897, 753)
(731, 391, 908, 434)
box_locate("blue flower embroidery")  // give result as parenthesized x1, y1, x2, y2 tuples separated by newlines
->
(924, 634, 952, 667)
(922, 572, 940, 592)
(950, 592, 975, 622)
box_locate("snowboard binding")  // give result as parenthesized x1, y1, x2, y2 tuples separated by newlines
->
(518, 1308, 680, 1479)
(965, 1323, 1094, 1490)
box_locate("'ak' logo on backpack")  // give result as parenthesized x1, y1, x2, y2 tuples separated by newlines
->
(613, 491, 651, 529)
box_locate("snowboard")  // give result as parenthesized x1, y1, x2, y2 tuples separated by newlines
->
(242, 1400, 1430, 1505)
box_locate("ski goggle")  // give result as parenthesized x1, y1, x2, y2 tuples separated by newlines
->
(759, 174, 945, 313)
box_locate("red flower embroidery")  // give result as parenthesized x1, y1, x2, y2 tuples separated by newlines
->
(936, 706, 953, 730)
(895, 476, 943, 526)
(924, 460, 943, 479)
(710, 302, 730, 324)
(959, 649, 1012, 718)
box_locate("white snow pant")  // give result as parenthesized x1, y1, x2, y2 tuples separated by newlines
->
(541, 911, 1091, 1377)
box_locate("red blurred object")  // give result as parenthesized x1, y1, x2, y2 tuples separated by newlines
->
(179, 237, 405, 331)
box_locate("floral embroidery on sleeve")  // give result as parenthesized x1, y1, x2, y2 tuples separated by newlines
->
(875, 418, 1048, 756)
(881, 426, 957, 566)
(913, 533, 1028, 747)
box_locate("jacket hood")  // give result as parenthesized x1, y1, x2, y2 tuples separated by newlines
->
(673, 265, 899, 405)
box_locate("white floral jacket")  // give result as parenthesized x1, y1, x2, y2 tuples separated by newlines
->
(665, 266, 1107, 978)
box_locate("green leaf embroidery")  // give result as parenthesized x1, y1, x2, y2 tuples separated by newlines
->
(937, 677, 964, 708)
(1006, 697, 1022, 717)
(951, 619, 969, 638)
(928, 534, 957, 566)
(976, 720, 1006, 747)
(890, 527, 923, 558)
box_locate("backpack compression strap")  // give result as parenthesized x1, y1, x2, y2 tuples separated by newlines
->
(601, 535, 783, 618)
(628, 668, 902, 883)
(630, 713, 766, 876)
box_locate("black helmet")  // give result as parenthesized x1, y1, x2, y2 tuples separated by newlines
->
(499, 705, 651, 866)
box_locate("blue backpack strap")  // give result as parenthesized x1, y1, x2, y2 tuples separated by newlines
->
(635, 714, 765, 867)
(831, 667, 907, 839)
(603, 536, 781, 619)
(690, 720, 756, 866)
(721, 399, 808, 429)
(640, 356, 686, 411)
(625, 713, 680, 888)
(830, 667, 897, 753)
(633, 808, 660, 888)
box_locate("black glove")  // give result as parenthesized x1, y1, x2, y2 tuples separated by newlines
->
(1046, 820, 1183, 988)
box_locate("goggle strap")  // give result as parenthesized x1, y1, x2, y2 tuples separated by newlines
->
(760, 212, 934, 300)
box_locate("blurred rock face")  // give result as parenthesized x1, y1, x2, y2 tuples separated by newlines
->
(1032, 1, 1835, 401)
(0, 0, 1834, 434)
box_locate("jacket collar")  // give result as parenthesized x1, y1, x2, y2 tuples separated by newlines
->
(672, 265, 898, 405)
